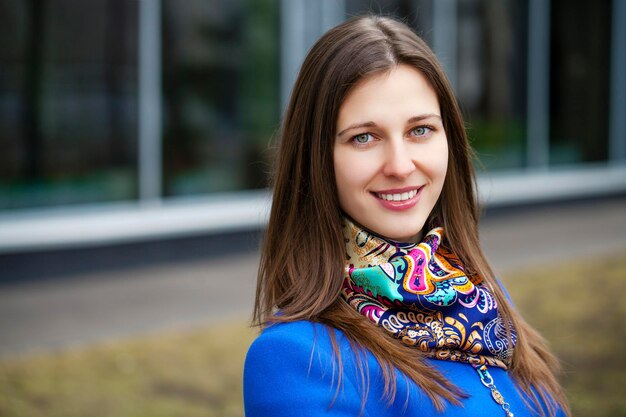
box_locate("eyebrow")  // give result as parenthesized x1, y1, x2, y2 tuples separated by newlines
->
(336, 114, 442, 137)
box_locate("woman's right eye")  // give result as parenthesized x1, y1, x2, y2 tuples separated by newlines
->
(352, 133, 373, 145)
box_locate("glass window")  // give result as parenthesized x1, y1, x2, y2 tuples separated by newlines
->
(161, 0, 280, 196)
(456, 0, 529, 170)
(0, 0, 138, 211)
(549, 0, 611, 165)
(346, 0, 433, 44)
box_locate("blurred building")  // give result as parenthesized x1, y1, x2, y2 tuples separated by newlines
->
(0, 0, 625, 256)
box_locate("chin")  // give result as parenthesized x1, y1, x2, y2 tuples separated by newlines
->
(390, 234, 420, 243)
(379, 226, 424, 243)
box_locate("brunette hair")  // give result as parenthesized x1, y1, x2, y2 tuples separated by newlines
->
(254, 15, 569, 417)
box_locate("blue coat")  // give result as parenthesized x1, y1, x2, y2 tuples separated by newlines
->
(243, 320, 565, 417)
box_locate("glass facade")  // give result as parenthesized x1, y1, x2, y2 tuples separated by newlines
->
(456, 0, 528, 170)
(0, 0, 280, 211)
(549, 0, 611, 165)
(161, 0, 280, 196)
(0, 0, 624, 215)
(0, 0, 138, 210)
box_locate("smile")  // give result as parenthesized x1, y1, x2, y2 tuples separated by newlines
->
(371, 186, 424, 211)
(375, 189, 419, 202)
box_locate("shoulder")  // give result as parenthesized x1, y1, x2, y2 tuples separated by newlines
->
(248, 320, 329, 349)
(243, 320, 363, 417)
(245, 320, 336, 369)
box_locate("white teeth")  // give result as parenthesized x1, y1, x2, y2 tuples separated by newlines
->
(376, 188, 419, 202)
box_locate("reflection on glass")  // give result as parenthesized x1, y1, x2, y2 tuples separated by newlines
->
(162, 0, 280, 196)
(456, 0, 528, 171)
(0, 0, 138, 210)
(549, 0, 610, 165)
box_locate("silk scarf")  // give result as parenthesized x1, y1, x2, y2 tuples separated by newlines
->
(341, 216, 516, 369)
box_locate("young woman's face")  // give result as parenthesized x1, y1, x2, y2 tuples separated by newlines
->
(334, 64, 448, 243)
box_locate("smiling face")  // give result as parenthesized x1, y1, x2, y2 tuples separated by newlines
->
(334, 64, 448, 243)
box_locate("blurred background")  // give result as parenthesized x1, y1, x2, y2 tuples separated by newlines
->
(0, 0, 625, 416)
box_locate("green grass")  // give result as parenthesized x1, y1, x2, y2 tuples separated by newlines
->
(1, 249, 625, 417)
(0, 321, 256, 417)
(503, 248, 626, 417)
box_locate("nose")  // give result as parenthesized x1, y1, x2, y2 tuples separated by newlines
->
(382, 140, 416, 179)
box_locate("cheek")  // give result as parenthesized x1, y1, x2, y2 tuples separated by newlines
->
(438, 152, 449, 182)
(333, 150, 372, 206)
(333, 150, 349, 204)
(429, 140, 449, 183)
(408, 140, 448, 187)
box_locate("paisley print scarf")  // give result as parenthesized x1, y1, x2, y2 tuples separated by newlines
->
(341, 216, 516, 369)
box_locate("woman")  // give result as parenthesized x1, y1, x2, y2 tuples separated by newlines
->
(244, 15, 570, 417)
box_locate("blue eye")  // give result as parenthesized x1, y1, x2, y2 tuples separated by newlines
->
(352, 133, 372, 144)
(411, 126, 430, 136)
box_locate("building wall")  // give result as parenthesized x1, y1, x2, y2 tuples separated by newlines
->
(0, 0, 624, 252)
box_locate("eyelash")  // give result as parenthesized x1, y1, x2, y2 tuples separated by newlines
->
(351, 133, 375, 146)
(350, 125, 435, 147)
(410, 126, 434, 137)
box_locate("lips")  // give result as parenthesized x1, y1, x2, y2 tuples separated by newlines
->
(375, 188, 419, 202)
(371, 186, 424, 211)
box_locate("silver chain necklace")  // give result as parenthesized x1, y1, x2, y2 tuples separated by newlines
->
(472, 363, 514, 417)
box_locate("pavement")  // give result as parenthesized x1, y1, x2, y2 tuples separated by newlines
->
(0, 196, 624, 358)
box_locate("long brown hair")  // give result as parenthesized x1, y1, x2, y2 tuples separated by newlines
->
(254, 15, 569, 417)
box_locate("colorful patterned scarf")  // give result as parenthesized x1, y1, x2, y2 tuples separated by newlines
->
(341, 216, 516, 369)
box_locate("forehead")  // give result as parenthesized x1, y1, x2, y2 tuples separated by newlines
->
(337, 65, 440, 126)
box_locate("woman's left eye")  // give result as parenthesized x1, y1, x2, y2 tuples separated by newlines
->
(352, 133, 373, 145)
(411, 126, 431, 137)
